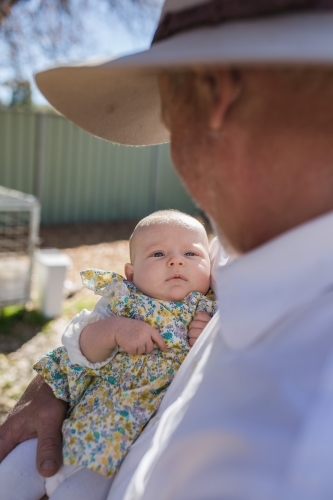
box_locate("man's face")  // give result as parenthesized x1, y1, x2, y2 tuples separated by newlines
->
(158, 69, 320, 254)
(158, 71, 241, 253)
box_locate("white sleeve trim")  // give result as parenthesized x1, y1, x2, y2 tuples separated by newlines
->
(62, 306, 118, 369)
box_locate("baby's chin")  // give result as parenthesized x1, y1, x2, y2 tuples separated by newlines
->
(157, 288, 197, 302)
(164, 294, 189, 302)
(143, 282, 210, 302)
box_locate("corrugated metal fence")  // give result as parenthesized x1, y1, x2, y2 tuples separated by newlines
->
(0, 109, 197, 224)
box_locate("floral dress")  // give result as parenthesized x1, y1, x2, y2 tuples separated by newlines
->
(34, 269, 216, 478)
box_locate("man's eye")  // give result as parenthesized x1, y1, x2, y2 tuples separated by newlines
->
(152, 252, 164, 257)
(185, 252, 196, 256)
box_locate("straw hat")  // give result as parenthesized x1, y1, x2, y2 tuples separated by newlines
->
(35, 0, 333, 146)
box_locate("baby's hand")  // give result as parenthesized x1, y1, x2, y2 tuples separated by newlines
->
(115, 320, 166, 355)
(80, 316, 166, 362)
(188, 311, 212, 347)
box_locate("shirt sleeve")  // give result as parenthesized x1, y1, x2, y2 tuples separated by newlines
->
(62, 297, 119, 369)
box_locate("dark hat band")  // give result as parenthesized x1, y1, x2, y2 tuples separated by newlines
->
(152, 0, 333, 44)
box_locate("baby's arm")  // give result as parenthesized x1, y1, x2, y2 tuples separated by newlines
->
(63, 296, 166, 364)
(80, 316, 166, 362)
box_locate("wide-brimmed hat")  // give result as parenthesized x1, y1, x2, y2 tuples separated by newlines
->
(36, 0, 333, 146)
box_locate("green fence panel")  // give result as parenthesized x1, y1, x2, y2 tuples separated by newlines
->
(0, 109, 197, 223)
(155, 145, 197, 213)
(0, 110, 36, 194)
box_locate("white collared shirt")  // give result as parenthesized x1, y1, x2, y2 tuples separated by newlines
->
(108, 211, 333, 500)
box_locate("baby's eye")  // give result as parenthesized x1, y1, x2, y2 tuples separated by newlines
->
(152, 252, 164, 257)
(185, 252, 196, 256)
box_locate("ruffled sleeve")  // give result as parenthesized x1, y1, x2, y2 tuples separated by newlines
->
(61, 304, 119, 369)
(80, 269, 129, 298)
(62, 271, 131, 370)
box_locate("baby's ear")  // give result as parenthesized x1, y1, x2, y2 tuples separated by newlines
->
(125, 263, 134, 282)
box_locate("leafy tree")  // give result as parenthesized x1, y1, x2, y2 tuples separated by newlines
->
(6, 79, 32, 108)
(0, 0, 160, 86)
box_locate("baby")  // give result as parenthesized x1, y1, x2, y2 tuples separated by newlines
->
(0, 210, 216, 500)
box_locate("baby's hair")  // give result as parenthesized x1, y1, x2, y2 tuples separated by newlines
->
(129, 210, 207, 263)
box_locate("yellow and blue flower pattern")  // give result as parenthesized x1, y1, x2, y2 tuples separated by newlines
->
(34, 270, 216, 477)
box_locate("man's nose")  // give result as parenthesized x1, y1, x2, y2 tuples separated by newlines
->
(168, 254, 184, 266)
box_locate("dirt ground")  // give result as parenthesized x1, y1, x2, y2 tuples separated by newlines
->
(40, 220, 138, 283)
(0, 217, 213, 423)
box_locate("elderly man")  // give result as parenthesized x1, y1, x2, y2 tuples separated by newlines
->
(2, 1, 333, 498)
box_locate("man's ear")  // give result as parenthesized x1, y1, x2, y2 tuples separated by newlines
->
(125, 263, 134, 282)
(204, 69, 241, 131)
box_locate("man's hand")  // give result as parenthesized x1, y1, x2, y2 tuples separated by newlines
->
(188, 311, 212, 347)
(0, 375, 67, 478)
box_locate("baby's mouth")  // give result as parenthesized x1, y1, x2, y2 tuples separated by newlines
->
(167, 274, 186, 281)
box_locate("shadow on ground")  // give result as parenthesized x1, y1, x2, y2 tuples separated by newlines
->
(0, 306, 51, 354)
(40, 220, 140, 249)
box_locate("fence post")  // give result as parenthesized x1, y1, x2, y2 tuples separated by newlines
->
(150, 144, 160, 213)
(33, 112, 47, 203)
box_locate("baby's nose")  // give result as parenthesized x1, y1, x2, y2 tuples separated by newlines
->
(168, 255, 184, 266)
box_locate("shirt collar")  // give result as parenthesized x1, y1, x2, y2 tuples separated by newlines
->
(215, 211, 333, 350)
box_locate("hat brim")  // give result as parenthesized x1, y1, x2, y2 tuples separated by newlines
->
(35, 12, 333, 146)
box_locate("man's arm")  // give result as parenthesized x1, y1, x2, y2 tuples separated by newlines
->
(0, 312, 202, 477)
(0, 314, 165, 476)
(0, 375, 67, 477)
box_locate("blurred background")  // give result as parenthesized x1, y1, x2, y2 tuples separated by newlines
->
(0, 0, 161, 105)
(0, 0, 196, 224)
(0, 0, 211, 422)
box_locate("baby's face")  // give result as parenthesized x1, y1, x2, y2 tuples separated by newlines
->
(125, 223, 211, 301)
